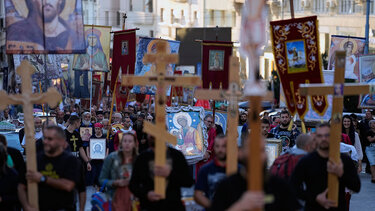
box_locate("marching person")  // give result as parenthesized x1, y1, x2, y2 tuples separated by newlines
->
(129, 135, 193, 211)
(290, 123, 360, 210)
(194, 134, 228, 209)
(18, 126, 80, 211)
(210, 132, 298, 211)
(99, 132, 138, 211)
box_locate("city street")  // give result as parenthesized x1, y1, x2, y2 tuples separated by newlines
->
(350, 173, 375, 210)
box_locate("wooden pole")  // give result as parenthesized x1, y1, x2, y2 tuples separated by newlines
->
(327, 52, 346, 206)
(247, 96, 263, 192)
(106, 74, 120, 140)
(289, 0, 295, 19)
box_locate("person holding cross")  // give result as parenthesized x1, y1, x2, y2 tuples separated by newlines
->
(210, 132, 298, 211)
(19, 126, 80, 211)
(290, 123, 361, 210)
(129, 134, 193, 211)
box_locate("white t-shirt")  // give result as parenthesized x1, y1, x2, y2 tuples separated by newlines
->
(21, 131, 43, 146)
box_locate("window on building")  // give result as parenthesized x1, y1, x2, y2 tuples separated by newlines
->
(171, 9, 174, 24)
(161, 8, 164, 22)
(232, 11, 236, 27)
(221, 11, 225, 26)
(210, 10, 215, 26)
(105, 11, 109, 26)
(313, 0, 328, 13)
(339, 0, 355, 14)
(294, 0, 302, 12)
(181, 10, 185, 25)
(130, 0, 133, 11)
(117, 12, 121, 26)
(150, 30, 154, 37)
(145, 0, 153, 13)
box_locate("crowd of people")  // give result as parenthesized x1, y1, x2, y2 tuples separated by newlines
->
(0, 102, 373, 211)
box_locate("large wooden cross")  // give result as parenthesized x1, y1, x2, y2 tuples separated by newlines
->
(122, 40, 201, 198)
(0, 60, 62, 209)
(195, 56, 242, 175)
(300, 51, 371, 206)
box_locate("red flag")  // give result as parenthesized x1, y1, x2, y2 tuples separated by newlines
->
(270, 16, 327, 117)
(111, 29, 137, 91)
(202, 41, 233, 89)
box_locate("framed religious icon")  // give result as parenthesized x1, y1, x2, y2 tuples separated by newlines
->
(121, 41, 129, 55)
(80, 127, 93, 142)
(359, 55, 375, 108)
(90, 138, 106, 160)
(328, 35, 365, 80)
(166, 106, 205, 164)
(265, 139, 282, 168)
(209, 50, 225, 71)
(285, 40, 308, 74)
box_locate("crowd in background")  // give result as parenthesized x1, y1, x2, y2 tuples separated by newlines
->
(0, 102, 374, 210)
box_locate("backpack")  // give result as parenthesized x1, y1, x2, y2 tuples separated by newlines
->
(269, 153, 304, 180)
(91, 180, 112, 211)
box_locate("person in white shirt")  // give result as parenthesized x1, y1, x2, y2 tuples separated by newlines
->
(21, 116, 43, 146)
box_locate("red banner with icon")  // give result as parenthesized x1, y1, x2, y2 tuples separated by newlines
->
(201, 41, 233, 89)
(270, 16, 327, 118)
(111, 29, 137, 92)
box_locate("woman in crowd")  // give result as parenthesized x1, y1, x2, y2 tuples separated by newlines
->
(99, 132, 138, 211)
(86, 123, 108, 187)
(0, 143, 19, 211)
(342, 115, 363, 172)
(366, 120, 375, 183)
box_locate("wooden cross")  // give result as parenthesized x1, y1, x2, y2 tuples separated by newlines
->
(0, 60, 62, 209)
(299, 51, 371, 206)
(122, 40, 201, 198)
(195, 56, 242, 175)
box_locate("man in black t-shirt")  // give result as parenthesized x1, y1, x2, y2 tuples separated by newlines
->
(64, 115, 91, 170)
(290, 123, 360, 211)
(129, 135, 194, 211)
(18, 126, 80, 211)
(210, 132, 298, 211)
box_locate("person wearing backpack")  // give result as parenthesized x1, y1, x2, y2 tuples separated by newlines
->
(270, 134, 316, 180)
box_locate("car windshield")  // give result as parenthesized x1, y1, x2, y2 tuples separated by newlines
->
(1, 131, 23, 153)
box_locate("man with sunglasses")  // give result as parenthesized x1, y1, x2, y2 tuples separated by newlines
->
(18, 126, 80, 211)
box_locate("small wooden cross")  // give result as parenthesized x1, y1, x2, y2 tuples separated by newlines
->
(0, 60, 62, 209)
(195, 56, 242, 175)
(299, 51, 371, 206)
(122, 40, 201, 198)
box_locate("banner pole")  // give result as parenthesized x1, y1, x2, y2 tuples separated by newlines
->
(106, 74, 119, 140)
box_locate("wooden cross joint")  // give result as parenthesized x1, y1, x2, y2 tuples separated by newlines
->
(143, 121, 177, 146)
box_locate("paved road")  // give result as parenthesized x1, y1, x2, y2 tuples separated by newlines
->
(350, 173, 375, 210)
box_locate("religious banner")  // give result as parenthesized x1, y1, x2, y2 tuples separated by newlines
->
(201, 41, 233, 89)
(133, 37, 180, 94)
(111, 29, 137, 91)
(5, 0, 85, 54)
(328, 35, 365, 80)
(301, 70, 334, 121)
(73, 70, 89, 99)
(270, 16, 327, 118)
(166, 106, 205, 165)
(73, 25, 111, 72)
(359, 55, 375, 108)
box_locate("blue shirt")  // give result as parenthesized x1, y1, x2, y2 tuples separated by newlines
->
(195, 159, 226, 200)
